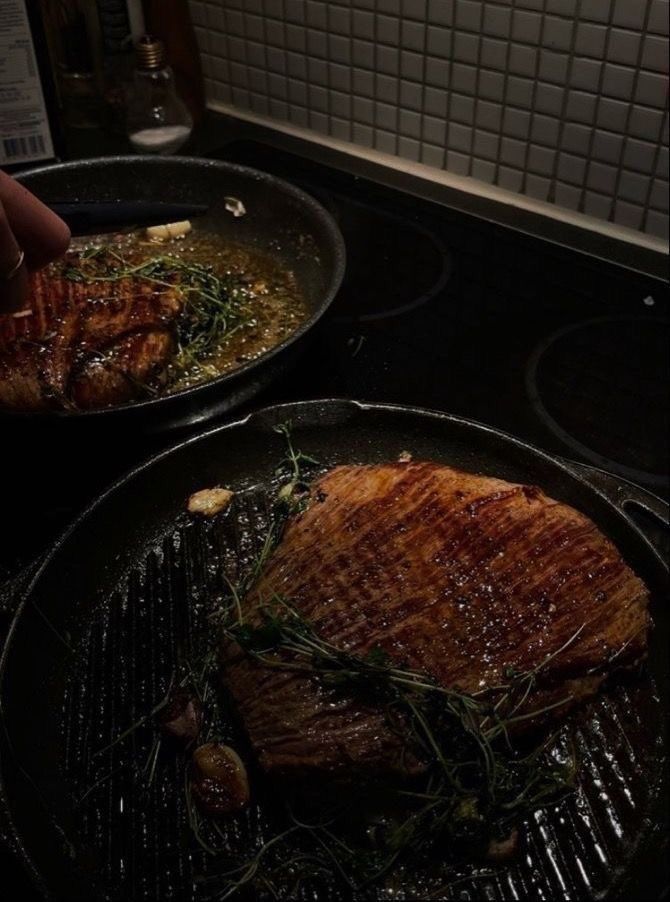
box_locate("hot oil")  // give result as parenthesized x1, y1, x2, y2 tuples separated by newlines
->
(69, 227, 309, 396)
(158, 230, 309, 393)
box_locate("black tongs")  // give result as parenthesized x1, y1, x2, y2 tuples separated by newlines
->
(49, 201, 209, 235)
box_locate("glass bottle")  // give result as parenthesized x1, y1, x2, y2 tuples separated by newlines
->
(126, 35, 192, 154)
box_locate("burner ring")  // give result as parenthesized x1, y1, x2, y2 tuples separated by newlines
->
(526, 315, 669, 488)
(329, 200, 452, 323)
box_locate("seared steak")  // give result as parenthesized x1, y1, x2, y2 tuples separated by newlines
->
(222, 461, 650, 777)
(69, 329, 175, 409)
(0, 262, 182, 410)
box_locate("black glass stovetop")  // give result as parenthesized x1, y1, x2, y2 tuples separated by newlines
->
(2, 139, 668, 581)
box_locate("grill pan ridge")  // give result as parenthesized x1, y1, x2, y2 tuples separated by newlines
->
(0, 400, 668, 901)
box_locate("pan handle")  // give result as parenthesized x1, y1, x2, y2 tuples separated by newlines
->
(560, 457, 669, 570)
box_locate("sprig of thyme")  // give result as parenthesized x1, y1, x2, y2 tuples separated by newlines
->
(62, 246, 252, 379)
(232, 423, 320, 599)
(224, 598, 577, 802)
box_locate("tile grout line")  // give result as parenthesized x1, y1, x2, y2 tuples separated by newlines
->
(519, 0, 551, 198)
(256, 1, 271, 114)
(372, 0, 382, 154)
(467, 0, 486, 178)
(280, 0, 291, 128)
(576, 1, 625, 219)
(349, 3, 360, 144)
(493, 0, 520, 186)
(607, 0, 654, 229)
(212, 57, 669, 128)
(396, 2, 403, 157)
(439, 1, 457, 172)
(416, 0, 431, 166)
(325, 2, 334, 141)
(255, 0, 670, 37)
(391, 5, 400, 157)
(546, 0, 585, 206)
(242, 17, 667, 73)
(221, 42, 667, 93)
(640, 106, 668, 234)
(347, 3, 356, 144)
(218, 1, 234, 107)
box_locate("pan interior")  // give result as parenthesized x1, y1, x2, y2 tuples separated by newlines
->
(19, 157, 339, 314)
(7, 158, 345, 423)
(1, 401, 667, 900)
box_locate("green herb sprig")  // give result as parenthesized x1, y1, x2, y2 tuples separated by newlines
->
(62, 245, 252, 381)
(232, 422, 320, 601)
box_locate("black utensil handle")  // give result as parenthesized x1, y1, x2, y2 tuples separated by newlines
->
(48, 201, 209, 233)
(562, 457, 669, 570)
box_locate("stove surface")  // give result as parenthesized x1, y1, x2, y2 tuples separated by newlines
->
(218, 141, 668, 486)
(2, 140, 668, 579)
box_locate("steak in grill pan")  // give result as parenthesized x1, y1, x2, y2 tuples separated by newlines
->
(223, 461, 650, 777)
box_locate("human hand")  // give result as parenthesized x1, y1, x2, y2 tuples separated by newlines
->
(0, 170, 71, 313)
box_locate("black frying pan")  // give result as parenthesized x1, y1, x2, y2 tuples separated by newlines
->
(0, 400, 668, 901)
(6, 157, 345, 433)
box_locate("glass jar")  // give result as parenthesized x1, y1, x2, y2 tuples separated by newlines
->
(126, 35, 193, 154)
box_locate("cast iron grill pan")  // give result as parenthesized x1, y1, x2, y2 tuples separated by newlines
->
(0, 400, 667, 900)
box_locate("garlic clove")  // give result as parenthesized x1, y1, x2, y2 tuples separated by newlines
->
(146, 220, 192, 242)
(190, 742, 250, 815)
(188, 486, 234, 516)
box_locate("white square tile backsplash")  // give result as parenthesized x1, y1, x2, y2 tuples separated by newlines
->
(192, 0, 669, 241)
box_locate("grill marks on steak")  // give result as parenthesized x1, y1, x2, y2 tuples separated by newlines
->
(0, 262, 182, 410)
(69, 329, 176, 408)
(222, 462, 650, 777)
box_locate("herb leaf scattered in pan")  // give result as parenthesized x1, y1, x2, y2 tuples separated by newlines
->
(63, 246, 253, 378)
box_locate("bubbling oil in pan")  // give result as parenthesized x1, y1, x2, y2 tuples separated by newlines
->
(162, 232, 308, 393)
(70, 226, 309, 397)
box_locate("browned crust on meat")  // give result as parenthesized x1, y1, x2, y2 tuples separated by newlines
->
(222, 462, 650, 777)
(0, 267, 182, 410)
(69, 328, 175, 408)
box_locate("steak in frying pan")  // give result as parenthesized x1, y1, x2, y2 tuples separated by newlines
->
(221, 461, 650, 777)
(0, 263, 182, 410)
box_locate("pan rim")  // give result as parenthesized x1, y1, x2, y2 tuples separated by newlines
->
(5, 155, 347, 422)
(0, 397, 667, 899)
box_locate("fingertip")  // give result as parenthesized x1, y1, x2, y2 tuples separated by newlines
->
(1, 172, 71, 269)
(25, 212, 71, 270)
(50, 215, 71, 259)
